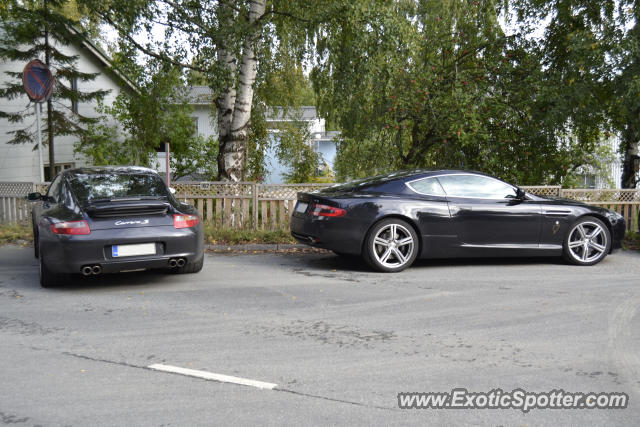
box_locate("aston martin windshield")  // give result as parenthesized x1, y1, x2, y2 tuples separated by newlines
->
(68, 173, 169, 204)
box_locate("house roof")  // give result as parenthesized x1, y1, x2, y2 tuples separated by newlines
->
(66, 26, 138, 93)
(188, 86, 213, 105)
(266, 106, 318, 122)
(185, 86, 319, 122)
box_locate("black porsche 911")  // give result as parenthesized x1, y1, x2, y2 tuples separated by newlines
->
(291, 170, 626, 272)
(28, 166, 204, 287)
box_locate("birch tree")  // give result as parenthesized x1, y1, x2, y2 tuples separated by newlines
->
(82, 0, 321, 182)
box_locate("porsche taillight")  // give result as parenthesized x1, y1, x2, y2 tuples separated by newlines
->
(50, 220, 91, 235)
(174, 214, 200, 228)
(310, 203, 347, 217)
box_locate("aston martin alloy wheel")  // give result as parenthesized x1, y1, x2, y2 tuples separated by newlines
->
(364, 218, 418, 272)
(563, 216, 611, 266)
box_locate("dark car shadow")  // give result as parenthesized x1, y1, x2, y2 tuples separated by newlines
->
(289, 252, 565, 273)
(413, 256, 565, 268)
(1, 245, 181, 292)
(50, 269, 178, 291)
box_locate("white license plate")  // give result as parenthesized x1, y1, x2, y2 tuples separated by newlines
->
(295, 202, 308, 214)
(112, 243, 156, 257)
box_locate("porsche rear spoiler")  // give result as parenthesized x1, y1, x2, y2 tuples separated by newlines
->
(84, 199, 171, 218)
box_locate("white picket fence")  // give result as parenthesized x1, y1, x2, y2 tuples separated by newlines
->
(1, 181, 639, 232)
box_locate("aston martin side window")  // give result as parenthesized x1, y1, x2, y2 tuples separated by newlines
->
(407, 177, 447, 196)
(437, 175, 517, 199)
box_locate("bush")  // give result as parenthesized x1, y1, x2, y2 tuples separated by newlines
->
(203, 224, 295, 245)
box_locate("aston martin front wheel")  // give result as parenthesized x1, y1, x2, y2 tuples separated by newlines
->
(563, 216, 611, 266)
(363, 218, 418, 272)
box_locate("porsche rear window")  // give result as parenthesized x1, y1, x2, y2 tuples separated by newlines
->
(68, 173, 168, 204)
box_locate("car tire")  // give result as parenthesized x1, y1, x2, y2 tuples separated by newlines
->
(363, 218, 419, 272)
(563, 216, 611, 266)
(33, 227, 39, 259)
(39, 245, 64, 288)
(172, 257, 204, 274)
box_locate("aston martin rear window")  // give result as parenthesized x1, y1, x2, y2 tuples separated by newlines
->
(68, 173, 168, 204)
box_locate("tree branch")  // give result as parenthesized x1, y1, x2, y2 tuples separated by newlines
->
(100, 12, 209, 73)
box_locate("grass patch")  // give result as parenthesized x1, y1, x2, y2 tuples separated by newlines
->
(623, 231, 640, 251)
(0, 222, 294, 246)
(204, 224, 295, 245)
(0, 222, 32, 245)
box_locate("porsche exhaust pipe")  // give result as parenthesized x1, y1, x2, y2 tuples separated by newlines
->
(81, 265, 102, 276)
(168, 259, 178, 268)
(176, 258, 186, 267)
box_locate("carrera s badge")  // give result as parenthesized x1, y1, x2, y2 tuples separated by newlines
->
(115, 219, 150, 226)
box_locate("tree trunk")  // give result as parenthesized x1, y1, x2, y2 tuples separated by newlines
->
(216, 0, 266, 182)
(215, 48, 237, 180)
(621, 122, 639, 189)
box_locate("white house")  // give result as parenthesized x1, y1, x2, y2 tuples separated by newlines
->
(155, 85, 218, 177)
(0, 32, 135, 182)
(156, 85, 339, 184)
(263, 105, 338, 184)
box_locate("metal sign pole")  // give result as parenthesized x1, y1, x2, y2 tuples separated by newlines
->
(23, 59, 53, 183)
(35, 103, 44, 182)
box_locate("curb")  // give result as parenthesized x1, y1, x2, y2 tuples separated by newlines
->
(205, 243, 313, 252)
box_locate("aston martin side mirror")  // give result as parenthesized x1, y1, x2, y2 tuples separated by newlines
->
(27, 192, 42, 201)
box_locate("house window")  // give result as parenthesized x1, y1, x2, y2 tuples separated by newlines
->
(192, 116, 199, 136)
(71, 77, 78, 113)
(44, 162, 74, 181)
(580, 174, 596, 189)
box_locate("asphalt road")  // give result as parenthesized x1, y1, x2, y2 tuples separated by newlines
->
(1, 244, 639, 426)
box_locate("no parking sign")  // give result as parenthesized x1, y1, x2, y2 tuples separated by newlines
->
(22, 59, 53, 102)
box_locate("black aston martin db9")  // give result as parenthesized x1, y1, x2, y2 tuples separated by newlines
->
(291, 170, 626, 272)
(28, 166, 204, 287)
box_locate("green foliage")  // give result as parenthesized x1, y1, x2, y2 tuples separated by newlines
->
(509, 0, 639, 188)
(203, 224, 295, 245)
(170, 135, 218, 181)
(245, 101, 270, 182)
(561, 139, 617, 188)
(76, 59, 218, 180)
(73, 101, 146, 165)
(273, 119, 318, 183)
(70, 0, 636, 186)
(311, 0, 622, 185)
(76, 0, 334, 181)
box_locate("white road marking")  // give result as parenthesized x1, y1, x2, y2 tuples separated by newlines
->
(147, 363, 278, 390)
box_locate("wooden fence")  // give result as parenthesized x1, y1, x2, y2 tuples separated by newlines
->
(0, 182, 39, 224)
(1, 181, 639, 232)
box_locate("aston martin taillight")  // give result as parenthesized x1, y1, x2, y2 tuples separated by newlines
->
(310, 203, 347, 217)
(50, 220, 91, 235)
(174, 214, 200, 228)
